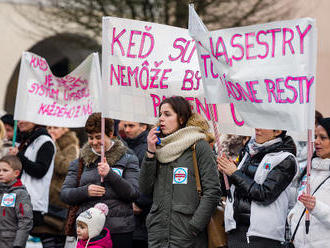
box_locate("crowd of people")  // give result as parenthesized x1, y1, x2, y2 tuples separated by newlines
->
(0, 97, 329, 248)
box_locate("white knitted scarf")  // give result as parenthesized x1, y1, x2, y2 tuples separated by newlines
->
(312, 157, 330, 171)
(156, 126, 206, 163)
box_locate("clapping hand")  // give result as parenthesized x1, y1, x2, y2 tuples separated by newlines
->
(217, 154, 238, 176)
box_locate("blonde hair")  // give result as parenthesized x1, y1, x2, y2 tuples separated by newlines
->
(0, 120, 6, 140)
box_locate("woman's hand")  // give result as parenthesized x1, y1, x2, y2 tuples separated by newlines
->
(8, 146, 18, 156)
(98, 158, 110, 177)
(146, 126, 160, 158)
(88, 184, 106, 197)
(217, 154, 237, 176)
(299, 193, 316, 211)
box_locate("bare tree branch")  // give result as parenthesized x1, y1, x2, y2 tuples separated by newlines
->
(11, 0, 294, 43)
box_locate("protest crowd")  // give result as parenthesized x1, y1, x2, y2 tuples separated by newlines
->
(0, 5, 329, 248)
(0, 103, 329, 248)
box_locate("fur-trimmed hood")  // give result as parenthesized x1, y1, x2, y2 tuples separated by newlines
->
(220, 134, 246, 159)
(186, 113, 214, 143)
(80, 138, 128, 167)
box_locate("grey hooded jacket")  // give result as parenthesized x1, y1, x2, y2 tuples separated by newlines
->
(0, 179, 33, 248)
(61, 138, 140, 234)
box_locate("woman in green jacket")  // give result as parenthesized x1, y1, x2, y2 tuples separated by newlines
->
(139, 96, 221, 248)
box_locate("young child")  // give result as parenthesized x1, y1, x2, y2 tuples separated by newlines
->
(76, 203, 112, 248)
(0, 155, 33, 248)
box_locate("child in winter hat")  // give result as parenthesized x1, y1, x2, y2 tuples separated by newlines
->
(76, 203, 112, 248)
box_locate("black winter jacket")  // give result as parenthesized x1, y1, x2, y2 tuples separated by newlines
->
(124, 130, 148, 165)
(124, 130, 152, 241)
(227, 136, 297, 226)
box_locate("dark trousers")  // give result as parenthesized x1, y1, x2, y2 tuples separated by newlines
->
(133, 239, 148, 248)
(112, 232, 133, 248)
(248, 236, 282, 248)
(39, 234, 66, 248)
(32, 210, 44, 227)
(227, 225, 249, 248)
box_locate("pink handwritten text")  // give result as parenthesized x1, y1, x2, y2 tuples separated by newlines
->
(29, 55, 48, 71)
(111, 28, 154, 58)
(38, 101, 92, 118)
(110, 64, 171, 89)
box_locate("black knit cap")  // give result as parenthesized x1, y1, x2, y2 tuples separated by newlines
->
(318, 117, 330, 138)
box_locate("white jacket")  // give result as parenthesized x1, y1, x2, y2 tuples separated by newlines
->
(288, 157, 330, 248)
(225, 151, 298, 242)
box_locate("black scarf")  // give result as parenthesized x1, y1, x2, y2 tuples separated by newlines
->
(18, 126, 50, 152)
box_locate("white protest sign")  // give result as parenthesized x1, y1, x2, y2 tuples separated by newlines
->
(102, 17, 252, 136)
(14, 52, 101, 127)
(189, 5, 317, 135)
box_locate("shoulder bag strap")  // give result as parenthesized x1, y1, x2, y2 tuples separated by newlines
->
(192, 143, 202, 199)
(76, 158, 84, 185)
(291, 175, 330, 241)
(64, 158, 85, 236)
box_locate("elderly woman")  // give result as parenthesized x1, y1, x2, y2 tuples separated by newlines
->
(139, 96, 221, 248)
(288, 117, 330, 248)
(61, 113, 139, 248)
(217, 129, 298, 248)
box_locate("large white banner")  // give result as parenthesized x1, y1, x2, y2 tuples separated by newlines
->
(102, 17, 203, 124)
(102, 17, 253, 136)
(14, 52, 101, 127)
(189, 5, 317, 134)
(102, 14, 316, 139)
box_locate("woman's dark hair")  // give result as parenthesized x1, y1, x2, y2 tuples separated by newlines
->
(276, 130, 287, 139)
(315, 110, 323, 126)
(85, 113, 114, 136)
(159, 96, 192, 128)
(1, 114, 14, 127)
(318, 117, 330, 138)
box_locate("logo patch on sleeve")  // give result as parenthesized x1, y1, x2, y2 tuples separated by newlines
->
(112, 168, 123, 177)
(1, 193, 16, 207)
(173, 167, 188, 184)
(264, 163, 271, 170)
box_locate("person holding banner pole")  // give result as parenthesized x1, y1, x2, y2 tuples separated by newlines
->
(139, 96, 221, 248)
(8, 121, 56, 238)
(61, 112, 140, 248)
(217, 129, 298, 247)
(288, 117, 330, 248)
